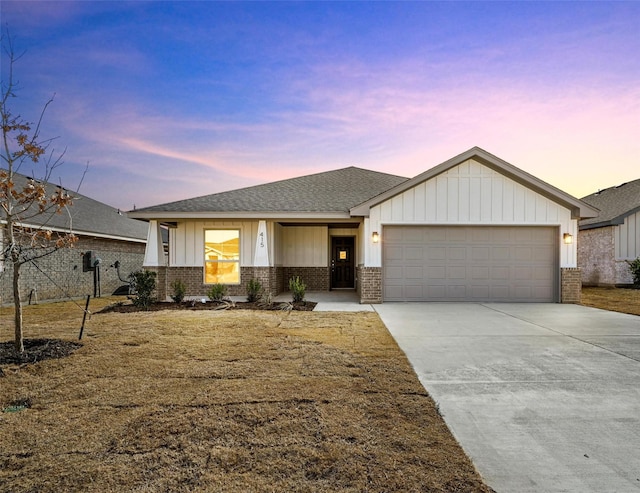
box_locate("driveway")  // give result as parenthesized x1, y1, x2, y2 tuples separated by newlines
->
(375, 303, 640, 493)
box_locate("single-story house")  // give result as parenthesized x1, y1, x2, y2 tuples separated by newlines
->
(129, 147, 598, 304)
(578, 178, 640, 286)
(1, 171, 149, 304)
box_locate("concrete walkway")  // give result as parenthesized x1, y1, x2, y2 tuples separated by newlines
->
(274, 290, 375, 312)
(374, 303, 640, 493)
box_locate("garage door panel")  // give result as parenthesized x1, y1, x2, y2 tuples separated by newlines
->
(383, 226, 558, 302)
(447, 247, 467, 260)
(492, 266, 510, 280)
(427, 266, 446, 279)
(492, 247, 511, 261)
(405, 266, 424, 280)
(404, 285, 424, 299)
(448, 266, 466, 279)
(384, 246, 404, 261)
(515, 247, 534, 261)
(446, 285, 467, 298)
(428, 247, 446, 260)
(405, 247, 424, 260)
(470, 285, 490, 298)
(472, 247, 490, 261)
(471, 266, 489, 280)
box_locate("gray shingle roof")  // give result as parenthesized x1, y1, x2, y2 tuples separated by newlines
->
(579, 178, 640, 229)
(2, 170, 148, 241)
(132, 166, 409, 215)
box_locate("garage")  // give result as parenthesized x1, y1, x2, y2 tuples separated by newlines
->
(383, 225, 558, 302)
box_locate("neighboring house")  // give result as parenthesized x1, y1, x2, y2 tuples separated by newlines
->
(1, 171, 148, 304)
(578, 178, 640, 286)
(129, 147, 598, 304)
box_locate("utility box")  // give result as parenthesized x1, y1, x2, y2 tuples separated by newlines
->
(83, 251, 96, 272)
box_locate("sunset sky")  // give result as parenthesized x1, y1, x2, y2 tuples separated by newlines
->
(1, 1, 638, 210)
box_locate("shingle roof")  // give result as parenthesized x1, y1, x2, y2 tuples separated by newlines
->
(579, 178, 640, 229)
(2, 170, 148, 241)
(132, 166, 409, 215)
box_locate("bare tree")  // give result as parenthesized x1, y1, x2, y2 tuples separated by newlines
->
(1, 32, 77, 352)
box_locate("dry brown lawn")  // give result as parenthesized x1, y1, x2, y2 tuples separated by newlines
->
(581, 287, 640, 316)
(1, 298, 493, 493)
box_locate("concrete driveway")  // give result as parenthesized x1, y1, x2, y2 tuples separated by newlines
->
(375, 303, 640, 493)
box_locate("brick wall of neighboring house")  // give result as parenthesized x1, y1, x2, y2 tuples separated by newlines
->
(614, 261, 634, 285)
(578, 227, 616, 285)
(357, 265, 382, 304)
(0, 236, 145, 305)
(578, 226, 634, 286)
(561, 267, 582, 303)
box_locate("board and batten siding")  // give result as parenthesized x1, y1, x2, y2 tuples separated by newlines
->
(170, 220, 271, 267)
(365, 159, 577, 268)
(615, 210, 640, 260)
(278, 226, 328, 267)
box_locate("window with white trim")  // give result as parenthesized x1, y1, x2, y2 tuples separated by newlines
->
(204, 229, 240, 284)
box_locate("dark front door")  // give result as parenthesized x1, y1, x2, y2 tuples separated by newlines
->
(331, 236, 355, 289)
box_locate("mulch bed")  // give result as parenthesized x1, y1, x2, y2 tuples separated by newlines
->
(98, 300, 317, 313)
(0, 338, 82, 367)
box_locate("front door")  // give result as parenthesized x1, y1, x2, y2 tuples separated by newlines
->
(331, 236, 355, 289)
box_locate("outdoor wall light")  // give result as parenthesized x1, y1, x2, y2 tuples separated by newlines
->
(563, 233, 573, 245)
(372, 231, 380, 243)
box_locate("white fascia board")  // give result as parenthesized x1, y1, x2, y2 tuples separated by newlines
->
(127, 211, 353, 221)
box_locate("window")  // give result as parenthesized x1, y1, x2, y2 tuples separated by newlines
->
(204, 229, 240, 284)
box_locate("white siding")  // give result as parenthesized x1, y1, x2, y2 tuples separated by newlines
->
(170, 220, 272, 267)
(616, 211, 640, 260)
(366, 159, 577, 268)
(280, 226, 328, 267)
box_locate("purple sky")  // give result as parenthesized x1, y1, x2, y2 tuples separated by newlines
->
(2, 1, 639, 210)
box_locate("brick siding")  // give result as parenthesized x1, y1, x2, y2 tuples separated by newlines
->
(0, 236, 145, 305)
(357, 265, 382, 303)
(155, 265, 329, 301)
(561, 267, 582, 304)
(282, 267, 329, 291)
(578, 227, 634, 286)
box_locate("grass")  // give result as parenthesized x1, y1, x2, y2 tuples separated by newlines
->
(0, 297, 493, 493)
(581, 287, 640, 316)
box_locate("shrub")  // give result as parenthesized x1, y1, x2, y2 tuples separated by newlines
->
(628, 257, 640, 288)
(289, 276, 306, 303)
(207, 283, 227, 301)
(130, 270, 156, 310)
(246, 278, 262, 302)
(170, 279, 186, 303)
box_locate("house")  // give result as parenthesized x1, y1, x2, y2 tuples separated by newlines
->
(129, 147, 598, 304)
(1, 171, 148, 304)
(578, 178, 640, 286)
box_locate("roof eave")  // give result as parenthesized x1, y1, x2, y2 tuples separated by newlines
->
(127, 211, 354, 221)
(0, 220, 146, 243)
(579, 205, 640, 230)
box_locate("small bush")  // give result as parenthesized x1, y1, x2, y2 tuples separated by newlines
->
(130, 270, 157, 310)
(207, 283, 227, 301)
(289, 276, 306, 303)
(170, 279, 186, 303)
(628, 257, 640, 287)
(246, 278, 262, 302)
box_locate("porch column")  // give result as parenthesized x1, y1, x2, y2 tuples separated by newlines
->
(143, 220, 165, 267)
(254, 220, 269, 266)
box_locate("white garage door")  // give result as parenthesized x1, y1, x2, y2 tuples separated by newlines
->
(383, 226, 558, 302)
